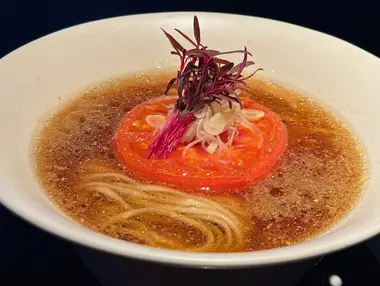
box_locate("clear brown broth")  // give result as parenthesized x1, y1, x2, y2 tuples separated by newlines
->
(32, 71, 366, 252)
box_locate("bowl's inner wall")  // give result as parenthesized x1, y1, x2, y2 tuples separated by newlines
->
(0, 12, 380, 266)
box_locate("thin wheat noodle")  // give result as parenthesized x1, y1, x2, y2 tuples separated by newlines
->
(79, 166, 245, 252)
(102, 207, 217, 251)
(92, 181, 242, 227)
(89, 186, 130, 209)
(88, 173, 138, 184)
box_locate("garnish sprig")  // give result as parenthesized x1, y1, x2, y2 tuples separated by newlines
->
(148, 16, 262, 159)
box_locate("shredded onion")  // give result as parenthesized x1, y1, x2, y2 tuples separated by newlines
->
(181, 120, 198, 143)
(242, 109, 265, 121)
(194, 106, 209, 119)
(227, 126, 238, 147)
(236, 115, 263, 149)
(206, 142, 218, 154)
(179, 98, 264, 159)
(204, 113, 227, 136)
(146, 115, 166, 128)
(182, 138, 203, 160)
(196, 119, 205, 139)
(216, 135, 227, 156)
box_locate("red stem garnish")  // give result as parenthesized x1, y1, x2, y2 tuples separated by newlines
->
(148, 16, 263, 159)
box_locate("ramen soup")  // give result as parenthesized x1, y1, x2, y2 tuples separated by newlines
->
(32, 16, 366, 252)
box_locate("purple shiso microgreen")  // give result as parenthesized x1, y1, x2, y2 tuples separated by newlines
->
(148, 16, 262, 159)
(147, 111, 194, 158)
(193, 15, 201, 47)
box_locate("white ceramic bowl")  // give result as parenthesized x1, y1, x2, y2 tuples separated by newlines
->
(0, 12, 380, 268)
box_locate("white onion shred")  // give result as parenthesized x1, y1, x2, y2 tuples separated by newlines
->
(181, 121, 198, 144)
(204, 113, 228, 136)
(227, 127, 238, 147)
(194, 106, 210, 119)
(235, 116, 264, 149)
(179, 98, 265, 159)
(146, 115, 166, 128)
(242, 109, 265, 121)
(182, 138, 203, 160)
(206, 142, 218, 154)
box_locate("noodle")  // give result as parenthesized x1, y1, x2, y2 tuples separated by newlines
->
(78, 162, 245, 252)
(33, 74, 365, 252)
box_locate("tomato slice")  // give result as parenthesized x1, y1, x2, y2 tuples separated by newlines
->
(113, 96, 287, 192)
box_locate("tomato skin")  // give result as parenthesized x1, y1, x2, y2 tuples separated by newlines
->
(113, 96, 287, 192)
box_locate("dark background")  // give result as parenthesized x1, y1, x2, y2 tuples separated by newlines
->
(1, 0, 379, 58)
(1, 1, 380, 285)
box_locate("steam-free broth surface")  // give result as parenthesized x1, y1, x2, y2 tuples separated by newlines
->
(33, 72, 365, 252)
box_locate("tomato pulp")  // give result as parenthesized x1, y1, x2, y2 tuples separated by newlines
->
(113, 96, 287, 192)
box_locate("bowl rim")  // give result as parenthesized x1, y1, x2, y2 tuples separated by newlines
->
(1, 11, 380, 268)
